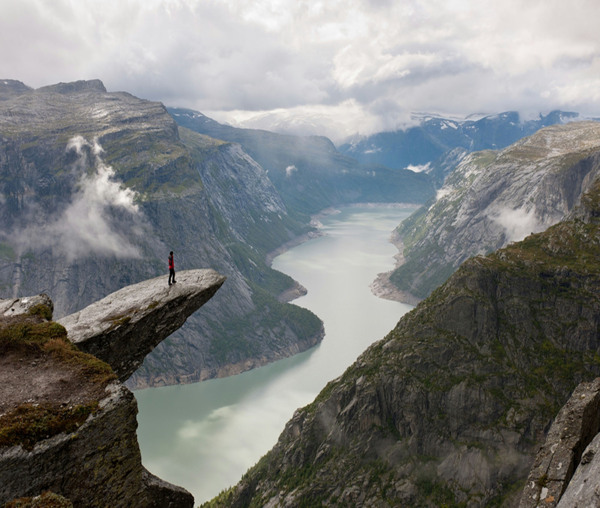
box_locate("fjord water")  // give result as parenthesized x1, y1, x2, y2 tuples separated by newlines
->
(135, 204, 416, 504)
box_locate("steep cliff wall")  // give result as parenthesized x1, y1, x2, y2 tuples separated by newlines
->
(217, 179, 600, 506)
(389, 122, 600, 301)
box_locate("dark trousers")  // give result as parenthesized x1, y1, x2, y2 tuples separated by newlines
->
(169, 268, 176, 284)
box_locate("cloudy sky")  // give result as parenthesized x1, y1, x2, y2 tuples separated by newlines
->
(2, 0, 600, 141)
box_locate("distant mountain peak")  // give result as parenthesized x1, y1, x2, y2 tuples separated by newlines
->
(338, 109, 592, 170)
(0, 79, 32, 100)
(37, 79, 107, 94)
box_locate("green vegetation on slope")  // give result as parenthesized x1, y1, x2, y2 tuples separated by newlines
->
(0, 402, 98, 452)
(0, 310, 116, 451)
(207, 282, 323, 365)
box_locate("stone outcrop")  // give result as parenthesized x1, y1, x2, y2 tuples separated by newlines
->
(1, 268, 224, 506)
(519, 378, 600, 507)
(58, 269, 225, 382)
(0, 293, 53, 317)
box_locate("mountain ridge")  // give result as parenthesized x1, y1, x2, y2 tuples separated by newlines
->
(338, 110, 588, 171)
(387, 121, 600, 302)
(168, 107, 435, 217)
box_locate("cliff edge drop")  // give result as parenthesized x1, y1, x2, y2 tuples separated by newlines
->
(0, 268, 225, 507)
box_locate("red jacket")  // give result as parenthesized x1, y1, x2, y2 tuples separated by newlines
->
(168, 255, 174, 270)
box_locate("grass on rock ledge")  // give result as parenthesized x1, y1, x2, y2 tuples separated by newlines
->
(0, 307, 116, 451)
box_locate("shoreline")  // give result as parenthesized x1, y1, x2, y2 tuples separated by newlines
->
(265, 228, 324, 267)
(265, 226, 323, 304)
(130, 324, 326, 390)
(369, 230, 422, 306)
(264, 204, 359, 267)
(267, 202, 423, 307)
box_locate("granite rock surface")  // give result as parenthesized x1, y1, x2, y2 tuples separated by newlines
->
(59, 268, 225, 382)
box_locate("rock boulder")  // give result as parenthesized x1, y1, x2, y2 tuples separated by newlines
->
(0, 293, 53, 318)
(0, 383, 193, 507)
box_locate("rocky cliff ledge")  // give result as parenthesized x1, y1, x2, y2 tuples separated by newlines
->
(1, 269, 224, 507)
(59, 269, 226, 382)
(520, 377, 600, 507)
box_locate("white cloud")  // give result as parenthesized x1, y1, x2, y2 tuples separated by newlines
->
(435, 187, 453, 202)
(1, 0, 600, 138)
(16, 136, 142, 261)
(491, 206, 543, 243)
(213, 99, 385, 142)
(406, 163, 430, 173)
(285, 165, 298, 177)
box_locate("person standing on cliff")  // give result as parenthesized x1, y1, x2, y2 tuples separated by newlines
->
(168, 251, 177, 285)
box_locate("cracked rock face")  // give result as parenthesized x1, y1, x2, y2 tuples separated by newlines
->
(519, 377, 600, 508)
(557, 430, 600, 507)
(58, 269, 226, 382)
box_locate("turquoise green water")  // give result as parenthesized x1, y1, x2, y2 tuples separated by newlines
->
(135, 204, 416, 504)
